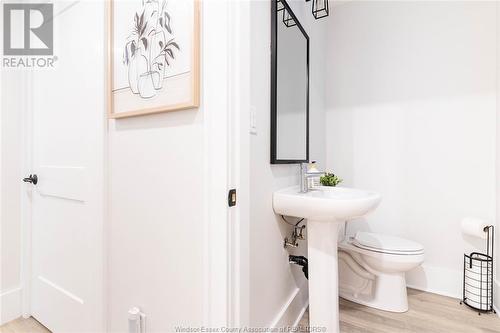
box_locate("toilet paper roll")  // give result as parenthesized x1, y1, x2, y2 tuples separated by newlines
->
(461, 217, 489, 239)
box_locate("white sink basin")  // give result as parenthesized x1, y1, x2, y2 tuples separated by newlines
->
(273, 186, 381, 333)
(273, 186, 381, 221)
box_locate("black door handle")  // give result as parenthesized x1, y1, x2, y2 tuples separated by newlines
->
(23, 174, 38, 185)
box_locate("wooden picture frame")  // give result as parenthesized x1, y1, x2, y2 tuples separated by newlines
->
(107, 0, 200, 119)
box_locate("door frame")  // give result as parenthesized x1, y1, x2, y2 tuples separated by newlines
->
(202, 0, 251, 328)
(227, 0, 251, 328)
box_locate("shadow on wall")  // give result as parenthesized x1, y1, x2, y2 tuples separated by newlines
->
(342, 216, 372, 238)
(277, 213, 309, 284)
(327, 1, 496, 109)
(113, 108, 200, 131)
(406, 266, 429, 291)
(269, 164, 309, 284)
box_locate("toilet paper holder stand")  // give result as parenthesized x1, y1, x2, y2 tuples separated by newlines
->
(461, 225, 495, 315)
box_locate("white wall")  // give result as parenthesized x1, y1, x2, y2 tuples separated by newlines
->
(326, 1, 497, 298)
(0, 1, 233, 329)
(493, 2, 500, 316)
(0, 71, 24, 324)
(108, 108, 205, 332)
(0, 4, 25, 324)
(249, 0, 327, 327)
(0, 1, 241, 329)
(107, 1, 231, 331)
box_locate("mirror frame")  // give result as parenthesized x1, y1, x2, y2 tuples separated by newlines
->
(270, 0, 310, 164)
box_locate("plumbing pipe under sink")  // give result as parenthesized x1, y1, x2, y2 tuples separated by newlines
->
(289, 255, 309, 279)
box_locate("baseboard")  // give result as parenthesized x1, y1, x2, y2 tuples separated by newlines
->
(292, 299, 309, 328)
(269, 281, 308, 329)
(406, 264, 462, 299)
(0, 287, 22, 325)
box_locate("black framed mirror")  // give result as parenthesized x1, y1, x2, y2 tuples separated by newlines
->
(271, 0, 310, 164)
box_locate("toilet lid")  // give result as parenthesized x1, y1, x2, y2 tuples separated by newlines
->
(352, 232, 424, 254)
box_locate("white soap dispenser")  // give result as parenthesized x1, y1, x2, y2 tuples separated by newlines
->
(307, 161, 321, 189)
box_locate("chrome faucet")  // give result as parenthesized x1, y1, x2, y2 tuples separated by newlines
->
(300, 162, 324, 193)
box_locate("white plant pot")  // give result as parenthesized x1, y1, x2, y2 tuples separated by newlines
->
(128, 52, 147, 94)
(153, 71, 163, 90)
(138, 71, 160, 98)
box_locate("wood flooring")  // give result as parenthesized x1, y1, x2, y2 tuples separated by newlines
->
(0, 317, 49, 333)
(299, 289, 500, 333)
(2, 289, 500, 332)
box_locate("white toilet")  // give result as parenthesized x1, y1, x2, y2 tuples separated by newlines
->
(338, 231, 424, 313)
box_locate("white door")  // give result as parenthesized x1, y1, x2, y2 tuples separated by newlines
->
(26, 2, 105, 331)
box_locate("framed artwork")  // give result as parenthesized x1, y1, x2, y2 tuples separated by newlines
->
(107, 0, 200, 118)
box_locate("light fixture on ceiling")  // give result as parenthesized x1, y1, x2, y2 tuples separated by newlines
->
(277, 0, 285, 12)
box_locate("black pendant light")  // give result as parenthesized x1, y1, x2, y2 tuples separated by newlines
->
(277, 0, 285, 12)
(307, 0, 330, 20)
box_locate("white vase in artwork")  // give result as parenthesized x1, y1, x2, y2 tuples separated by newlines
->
(128, 52, 148, 94)
(153, 70, 163, 90)
(151, 70, 162, 90)
(138, 71, 160, 98)
(151, 57, 166, 90)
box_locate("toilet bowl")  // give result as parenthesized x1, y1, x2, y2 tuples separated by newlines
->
(338, 231, 424, 313)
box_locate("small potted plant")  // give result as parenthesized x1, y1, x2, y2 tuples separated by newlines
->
(320, 173, 343, 187)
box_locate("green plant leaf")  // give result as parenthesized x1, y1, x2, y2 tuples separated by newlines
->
(320, 173, 343, 187)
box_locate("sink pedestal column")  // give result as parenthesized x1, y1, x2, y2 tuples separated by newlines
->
(307, 220, 341, 333)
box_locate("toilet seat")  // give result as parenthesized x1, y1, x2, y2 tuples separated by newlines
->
(351, 232, 424, 255)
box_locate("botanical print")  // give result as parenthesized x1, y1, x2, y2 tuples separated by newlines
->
(123, 0, 180, 99)
(109, 0, 200, 118)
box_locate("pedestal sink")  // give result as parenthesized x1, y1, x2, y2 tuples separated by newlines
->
(273, 186, 381, 333)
